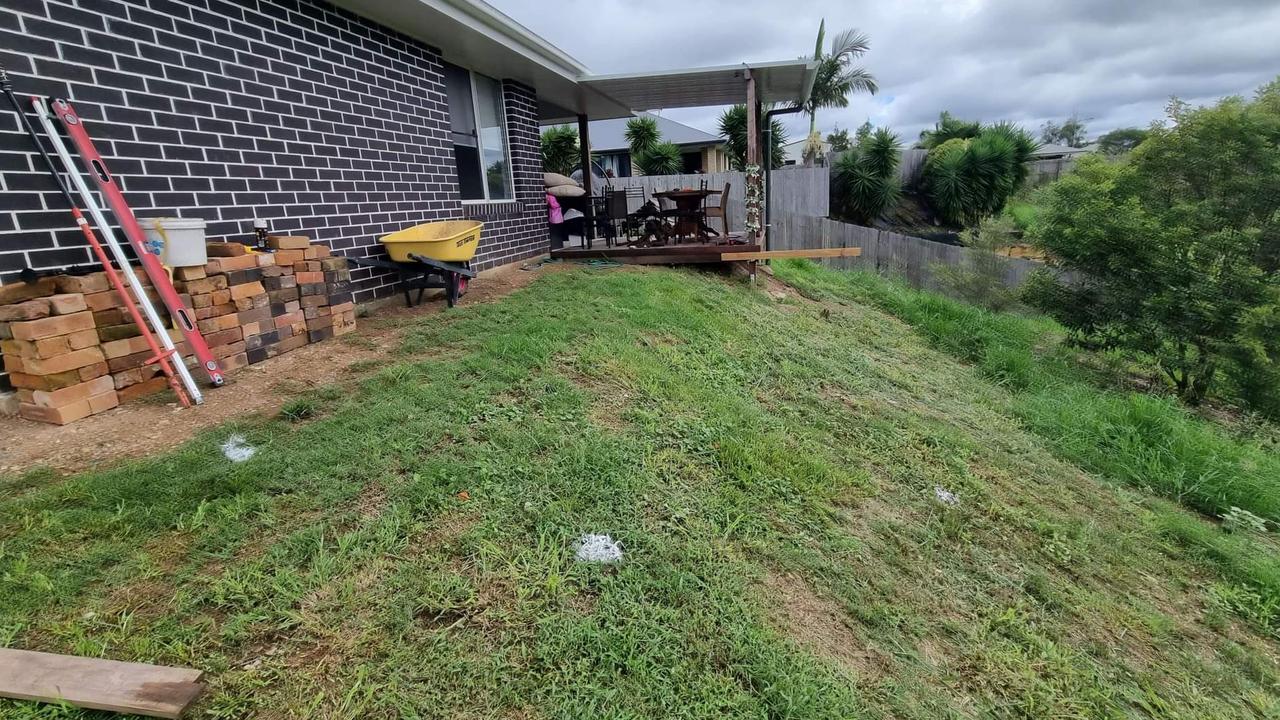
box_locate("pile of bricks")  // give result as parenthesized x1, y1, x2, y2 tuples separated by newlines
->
(176, 237, 355, 369)
(0, 277, 119, 425)
(0, 239, 355, 425)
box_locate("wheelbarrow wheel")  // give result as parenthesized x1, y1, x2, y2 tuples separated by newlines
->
(457, 276, 468, 296)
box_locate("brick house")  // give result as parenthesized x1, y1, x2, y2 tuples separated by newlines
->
(0, 0, 817, 390)
(0, 0, 634, 299)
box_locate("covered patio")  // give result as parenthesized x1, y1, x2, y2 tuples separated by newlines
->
(542, 60, 817, 265)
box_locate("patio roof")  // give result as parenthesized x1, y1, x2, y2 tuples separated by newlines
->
(333, 1, 817, 122)
(579, 60, 818, 115)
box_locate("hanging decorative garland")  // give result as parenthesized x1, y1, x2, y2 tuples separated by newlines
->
(744, 164, 763, 237)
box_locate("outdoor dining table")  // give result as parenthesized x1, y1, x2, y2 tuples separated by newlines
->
(652, 188, 721, 242)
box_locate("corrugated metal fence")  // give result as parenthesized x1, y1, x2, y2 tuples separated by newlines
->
(770, 213, 1042, 291)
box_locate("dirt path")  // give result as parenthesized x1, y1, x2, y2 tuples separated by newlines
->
(0, 261, 554, 476)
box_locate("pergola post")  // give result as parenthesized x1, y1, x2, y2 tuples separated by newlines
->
(577, 113, 595, 246)
(744, 71, 763, 253)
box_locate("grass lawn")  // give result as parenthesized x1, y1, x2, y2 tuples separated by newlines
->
(2, 264, 1278, 718)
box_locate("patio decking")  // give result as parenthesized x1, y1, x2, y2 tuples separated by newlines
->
(550, 239, 758, 265)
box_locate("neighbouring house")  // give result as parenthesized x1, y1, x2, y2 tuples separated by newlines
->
(559, 112, 730, 177)
(0, 0, 813, 334)
(1029, 143, 1094, 160)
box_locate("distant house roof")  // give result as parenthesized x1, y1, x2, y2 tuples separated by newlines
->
(781, 137, 828, 160)
(1031, 143, 1093, 159)
(572, 112, 724, 153)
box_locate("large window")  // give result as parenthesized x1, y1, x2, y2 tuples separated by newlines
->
(443, 62, 513, 202)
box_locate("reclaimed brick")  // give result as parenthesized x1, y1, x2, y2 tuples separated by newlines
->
(46, 293, 89, 315)
(204, 327, 243, 346)
(229, 281, 266, 300)
(307, 326, 335, 343)
(226, 268, 264, 286)
(205, 241, 247, 257)
(273, 249, 306, 266)
(26, 375, 115, 409)
(0, 299, 52, 321)
(173, 265, 207, 281)
(16, 346, 106, 375)
(211, 340, 246, 359)
(98, 323, 143, 342)
(20, 400, 95, 425)
(0, 277, 58, 304)
(175, 275, 228, 294)
(10, 311, 96, 341)
(221, 352, 250, 372)
(267, 288, 299, 304)
(102, 334, 153, 360)
(206, 255, 259, 273)
(267, 235, 310, 250)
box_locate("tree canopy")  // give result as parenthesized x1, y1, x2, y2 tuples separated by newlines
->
(800, 20, 876, 163)
(1040, 115, 1088, 147)
(717, 104, 789, 170)
(540, 126, 579, 176)
(1095, 127, 1150, 155)
(1025, 81, 1280, 411)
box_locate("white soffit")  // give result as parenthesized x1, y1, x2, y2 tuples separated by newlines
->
(580, 60, 818, 112)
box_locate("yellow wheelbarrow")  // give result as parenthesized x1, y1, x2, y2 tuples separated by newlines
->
(349, 220, 483, 308)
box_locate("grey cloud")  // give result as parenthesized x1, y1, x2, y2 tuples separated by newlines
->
(493, 0, 1280, 142)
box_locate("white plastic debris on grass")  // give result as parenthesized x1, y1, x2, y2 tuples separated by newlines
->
(574, 533, 623, 564)
(934, 486, 960, 507)
(221, 434, 256, 463)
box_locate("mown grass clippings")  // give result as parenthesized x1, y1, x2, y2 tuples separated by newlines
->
(1, 266, 1277, 718)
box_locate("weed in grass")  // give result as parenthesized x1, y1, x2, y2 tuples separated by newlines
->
(279, 398, 317, 422)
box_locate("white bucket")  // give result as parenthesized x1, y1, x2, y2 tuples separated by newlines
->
(141, 217, 207, 267)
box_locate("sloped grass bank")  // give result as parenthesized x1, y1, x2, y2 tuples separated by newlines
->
(1, 266, 1277, 718)
(774, 259, 1280, 632)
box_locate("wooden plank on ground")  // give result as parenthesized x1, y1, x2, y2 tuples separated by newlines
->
(0, 649, 204, 718)
(721, 247, 863, 261)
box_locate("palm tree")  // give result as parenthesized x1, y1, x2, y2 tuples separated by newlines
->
(801, 20, 877, 165)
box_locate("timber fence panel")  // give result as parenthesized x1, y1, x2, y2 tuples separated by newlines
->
(766, 211, 1045, 292)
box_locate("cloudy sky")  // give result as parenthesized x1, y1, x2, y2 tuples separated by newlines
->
(490, 0, 1280, 145)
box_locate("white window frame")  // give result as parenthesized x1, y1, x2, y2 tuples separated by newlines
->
(458, 70, 516, 205)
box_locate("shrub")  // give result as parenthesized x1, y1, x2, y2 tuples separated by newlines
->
(830, 127, 901, 224)
(717, 104, 789, 170)
(918, 111, 982, 149)
(540, 126, 579, 176)
(1024, 79, 1280, 410)
(922, 123, 1038, 226)
(636, 141, 683, 176)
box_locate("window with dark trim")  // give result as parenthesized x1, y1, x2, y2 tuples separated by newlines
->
(443, 62, 513, 201)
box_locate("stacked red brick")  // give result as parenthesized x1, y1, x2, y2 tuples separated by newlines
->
(181, 238, 355, 367)
(0, 277, 117, 424)
(0, 239, 356, 425)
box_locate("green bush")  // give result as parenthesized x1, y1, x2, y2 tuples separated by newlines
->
(921, 122, 1038, 226)
(1024, 78, 1280, 411)
(830, 127, 901, 224)
(540, 126, 579, 176)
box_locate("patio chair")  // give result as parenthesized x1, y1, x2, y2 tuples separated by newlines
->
(591, 190, 629, 247)
(703, 182, 730, 236)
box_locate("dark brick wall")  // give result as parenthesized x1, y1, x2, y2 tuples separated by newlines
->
(0, 0, 550, 301)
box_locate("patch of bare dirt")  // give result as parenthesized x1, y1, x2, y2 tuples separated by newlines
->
(0, 261, 560, 475)
(761, 569, 892, 680)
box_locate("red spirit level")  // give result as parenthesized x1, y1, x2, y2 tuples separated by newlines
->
(48, 98, 225, 388)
